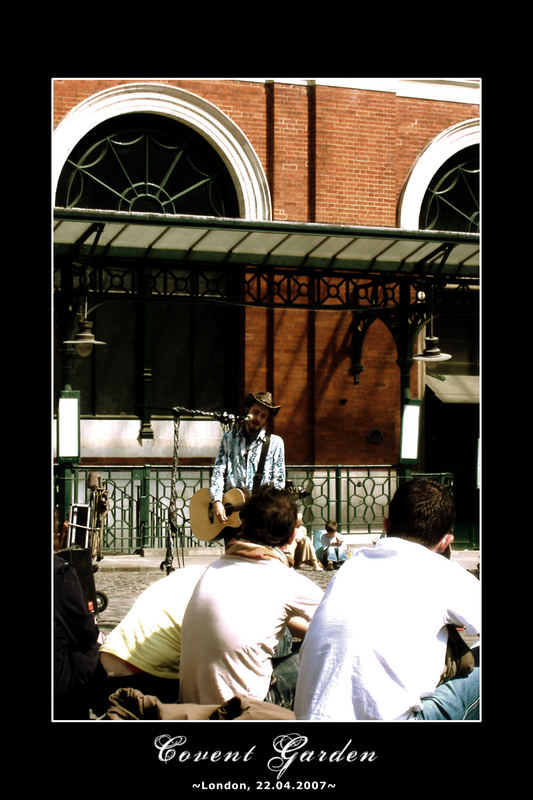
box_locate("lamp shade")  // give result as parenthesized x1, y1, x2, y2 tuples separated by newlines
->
(63, 319, 106, 358)
(413, 335, 451, 362)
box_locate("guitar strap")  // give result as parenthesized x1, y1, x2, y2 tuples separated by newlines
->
(252, 433, 271, 493)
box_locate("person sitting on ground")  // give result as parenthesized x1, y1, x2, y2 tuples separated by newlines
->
(320, 520, 348, 570)
(91, 564, 208, 715)
(178, 486, 324, 709)
(294, 478, 480, 721)
(284, 514, 324, 571)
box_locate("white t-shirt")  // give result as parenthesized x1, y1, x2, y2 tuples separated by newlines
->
(294, 537, 480, 721)
(321, 531, 344, 549)
(100, 565, 207, 679)
(178, 554, 324, 704)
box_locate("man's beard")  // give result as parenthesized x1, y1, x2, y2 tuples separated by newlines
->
(244, 420, 262, 440)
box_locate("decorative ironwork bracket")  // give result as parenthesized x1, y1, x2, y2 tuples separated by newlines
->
(54, 254, 478, 392)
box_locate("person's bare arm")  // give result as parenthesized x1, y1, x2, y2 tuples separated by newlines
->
(287, 616, 309, 639)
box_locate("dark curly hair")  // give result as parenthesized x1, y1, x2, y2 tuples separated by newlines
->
(240, 485, 298, 548)
(387, 478, 455, 547)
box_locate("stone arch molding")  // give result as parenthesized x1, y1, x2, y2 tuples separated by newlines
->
(398, 118, 480, 230)
(53, 82, 272, 220)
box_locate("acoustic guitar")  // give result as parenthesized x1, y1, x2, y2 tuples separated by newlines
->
(189, 487, 248, 542)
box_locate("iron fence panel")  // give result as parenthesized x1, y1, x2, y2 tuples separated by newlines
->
(66, 465, 455, 553)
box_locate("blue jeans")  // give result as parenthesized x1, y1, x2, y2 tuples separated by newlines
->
(322, 546, 348, 566)
(265, 628, 301, 709)
(265, 650, 301, 709)
(415, 663, 480, 720)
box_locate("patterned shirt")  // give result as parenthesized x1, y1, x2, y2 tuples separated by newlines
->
(210, 426, 286, 502)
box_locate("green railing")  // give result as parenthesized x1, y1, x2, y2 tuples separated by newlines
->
(56, 465, 460, 554)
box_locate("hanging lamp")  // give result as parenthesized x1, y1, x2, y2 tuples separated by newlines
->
(413, 316, 451, 362)
(63, 317, 106, 358)
(63, 289, 106, 358)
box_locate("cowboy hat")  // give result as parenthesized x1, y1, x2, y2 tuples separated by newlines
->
(243, 391, 281, 417)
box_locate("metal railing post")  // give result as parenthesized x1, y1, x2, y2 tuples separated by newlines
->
(136, 465, 151, 555)
(70, 464, 468, 553)
(335, 466, 342, 530)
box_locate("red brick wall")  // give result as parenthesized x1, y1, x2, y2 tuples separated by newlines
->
(53, 79, 478, 466)
(53, 79, 479, 230)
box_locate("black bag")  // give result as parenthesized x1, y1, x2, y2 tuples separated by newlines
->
(54, 555, 103, 718)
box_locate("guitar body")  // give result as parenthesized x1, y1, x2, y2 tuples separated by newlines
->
(189, 487, 248, 542)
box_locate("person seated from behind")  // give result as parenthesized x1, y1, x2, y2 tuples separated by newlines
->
(91, 564, 207, 715)
(320, 520, 348, 570)
(284, 513, 323, 571)
(294, 478, 480, 721)
(178, 486, 324, 709)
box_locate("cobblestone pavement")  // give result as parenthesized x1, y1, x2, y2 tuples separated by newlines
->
(95, 568, 166, 634)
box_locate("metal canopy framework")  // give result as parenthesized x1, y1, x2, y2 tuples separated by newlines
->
(54, 207, 479, 280)
(54, 207, 479, 394)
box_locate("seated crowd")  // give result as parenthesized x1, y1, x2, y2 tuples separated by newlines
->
(54, 479, 480, 721)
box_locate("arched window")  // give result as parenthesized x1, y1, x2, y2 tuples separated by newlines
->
(53, 82, 272, 220)
(398, 118, 479, 231)
(55, 112, 239, 217)
(419, 144, 479, 233)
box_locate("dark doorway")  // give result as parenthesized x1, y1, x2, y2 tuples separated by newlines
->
(424, 390, 479, 547)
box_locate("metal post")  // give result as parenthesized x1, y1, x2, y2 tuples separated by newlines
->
(57, 463, 74, 525)
(396, 278, 418, 481)
(135, 465, 150, 555)
(335, 466, 342, 529)
(139, 265, 154, 439)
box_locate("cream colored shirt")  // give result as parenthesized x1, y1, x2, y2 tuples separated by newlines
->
(100, 565, 207, 679)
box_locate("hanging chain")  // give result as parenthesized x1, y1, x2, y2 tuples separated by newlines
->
(162, 405, 238, 573)
(169, 406, 236, 534)
(169, 415, 181, 534)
